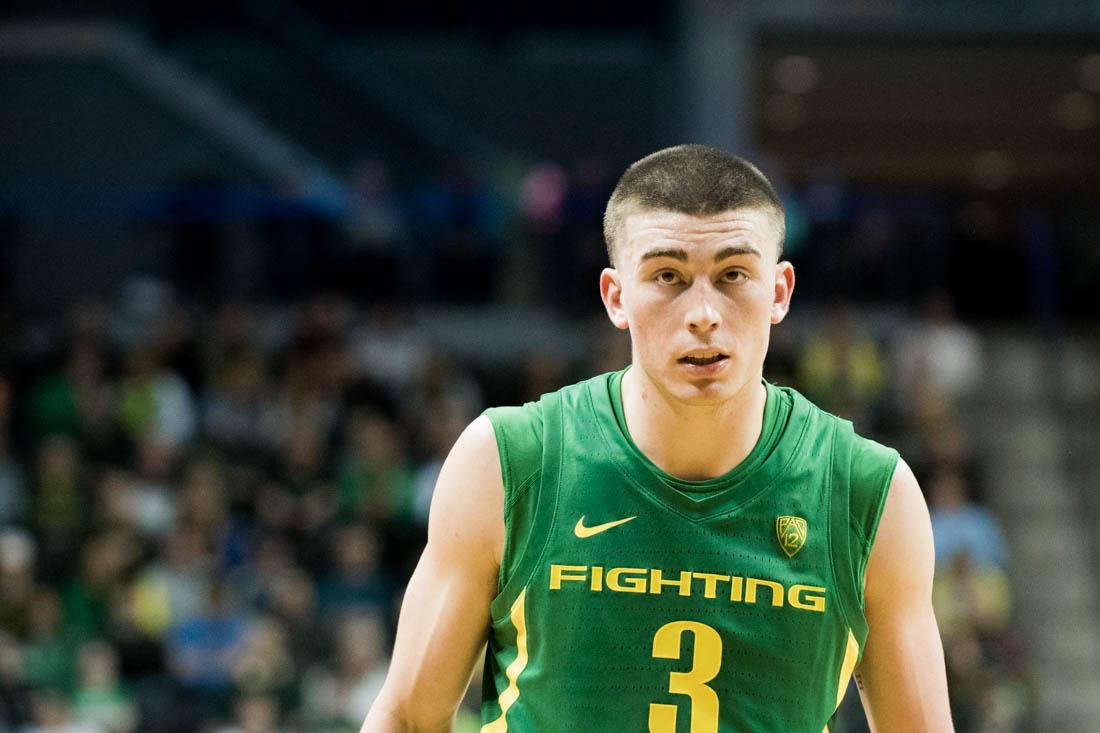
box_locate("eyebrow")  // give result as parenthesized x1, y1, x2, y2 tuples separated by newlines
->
(713, 245, 762, 261)
(639, 248, 688, 263)
(638, 245, 761, 264)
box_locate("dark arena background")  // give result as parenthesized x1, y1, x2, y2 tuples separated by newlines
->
(1, 1, 1099, 731)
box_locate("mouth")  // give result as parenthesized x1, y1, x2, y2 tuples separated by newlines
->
(677, 351, 729, 367)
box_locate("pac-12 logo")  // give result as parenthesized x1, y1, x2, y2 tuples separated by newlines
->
(776, 516, 807, 558)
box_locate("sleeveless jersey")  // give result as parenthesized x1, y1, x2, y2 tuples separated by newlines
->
(479, 368, 898, 733)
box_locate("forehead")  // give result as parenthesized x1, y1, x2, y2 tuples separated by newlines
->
(619, 208, 779, 263)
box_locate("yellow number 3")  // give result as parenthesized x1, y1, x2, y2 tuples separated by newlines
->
(648, 620, 722, 733)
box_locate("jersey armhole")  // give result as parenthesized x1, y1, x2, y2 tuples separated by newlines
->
(486, 393, 563, 624)
(827, 422, 899, 652)
(854, 452, 899, 609)
(826, 419, 863, 645)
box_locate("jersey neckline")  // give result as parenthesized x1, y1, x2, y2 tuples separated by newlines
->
(588, 367, 812, 520)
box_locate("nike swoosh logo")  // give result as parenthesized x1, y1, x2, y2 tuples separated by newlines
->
(574, 515, 637, 538)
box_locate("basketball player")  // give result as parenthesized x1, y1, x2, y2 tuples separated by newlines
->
(362, 146, 953, 732)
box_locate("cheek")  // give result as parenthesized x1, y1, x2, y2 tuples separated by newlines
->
(728, 290, 774, 344)
(626, 299, 671, 353)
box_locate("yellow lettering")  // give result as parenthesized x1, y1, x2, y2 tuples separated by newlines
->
(549, 564, 588, 590)
(650, 569, 693, 597)
(745, 578, 784, 607)
(788, 584, 826, 613)
(606, 567, 648, 593)
(549, 563, 827, 614)
(591, 566, 604, 592)
(691, 572, 730, 599)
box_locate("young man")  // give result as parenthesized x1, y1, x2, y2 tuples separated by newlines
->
(362, 145, 954, 732)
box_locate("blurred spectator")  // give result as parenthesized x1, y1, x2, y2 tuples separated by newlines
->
(337, 412, 413, 524)
(70, 641, 137, 733)
(927, 475, 1023, 733)
(316, 525, 390, 621)
(202, 303, 261, 383)
(263, 567, 323, 668)
(404, 351, 483, 445)
(149, 307, 203, 392)
(797, 306, 887, 427)
(278, 419, 329, 496)
(28, 342, 118, 458)
(349, 307, 429, 393)
(25, 688, 103, 733)
(262, 352, 339, 492)
(179, 458, 250, 572)
(231, 536, 295, 612)
(0, 528, 36, 639)
(130, 527, 211, 639)
(231, 616, 296, 707)
(0, 632, 33, 729)
(118, 344, 197, 450)
(895, 293, 983, 403)
(934, 557, 1024, 732)
(933, 553, 1012, 641)
(921, 417, 972, 475)
(32, 436, 87, 566)
(211, 694, 285, 733)
(928, 471, 1008, 570)
(22, 588, 74, 691)
(295, 484, 341, 575)
(92, 470, 136, 533)
(129, 439, 178, 539)
(164, 581, 249, 694)
(202, 350, 272, 458)
(62, 532, 141, 642)
(300, 611, 388, 731)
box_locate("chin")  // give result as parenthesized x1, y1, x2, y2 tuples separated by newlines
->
(668, 373, 740, 406)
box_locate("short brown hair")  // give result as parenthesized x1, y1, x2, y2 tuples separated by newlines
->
(602, 144, 785, 266)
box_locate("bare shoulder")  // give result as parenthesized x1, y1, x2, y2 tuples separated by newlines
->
(864, 457, 934, 604)
(426, 414, 506, 571)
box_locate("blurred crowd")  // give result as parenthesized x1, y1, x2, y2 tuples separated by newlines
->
(0, 295, 489, 733)
(778, 300, 1031, 733)
(0, 286, 1031, 733)
(152, 155, 1100, 325)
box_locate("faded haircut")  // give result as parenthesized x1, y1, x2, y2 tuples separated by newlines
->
(603, 144, 785, 266)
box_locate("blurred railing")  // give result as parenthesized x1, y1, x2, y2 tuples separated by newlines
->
(0, 21, 346, 197)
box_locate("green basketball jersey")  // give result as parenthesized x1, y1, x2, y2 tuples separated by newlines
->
(479, 368, 898, 733)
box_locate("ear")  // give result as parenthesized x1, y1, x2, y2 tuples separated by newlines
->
(770, 261, 795, 325)
(599, 267, 629, 330)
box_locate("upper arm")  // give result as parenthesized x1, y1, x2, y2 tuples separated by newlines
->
(363, 415, 504, 732)
(857, 458, 955, 732)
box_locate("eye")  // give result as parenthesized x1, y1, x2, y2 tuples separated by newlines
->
(719, 269, 746, 284)
(654, 269, 682, 285)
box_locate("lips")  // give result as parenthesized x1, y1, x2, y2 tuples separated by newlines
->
(677, 350, 729, 366)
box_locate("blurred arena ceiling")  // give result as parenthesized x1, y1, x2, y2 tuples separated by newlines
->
(755, 36, 1100, 191)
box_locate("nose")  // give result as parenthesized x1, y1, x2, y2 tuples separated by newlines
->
(683, 280, 722, 333)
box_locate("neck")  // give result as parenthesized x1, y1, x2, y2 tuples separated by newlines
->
(621, 366, 767, 481)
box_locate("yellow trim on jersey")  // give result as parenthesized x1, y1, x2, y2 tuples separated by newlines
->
(481, 589, 529, 733)
(834, 629, 861, 710)
(821, 631, 859, 733)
